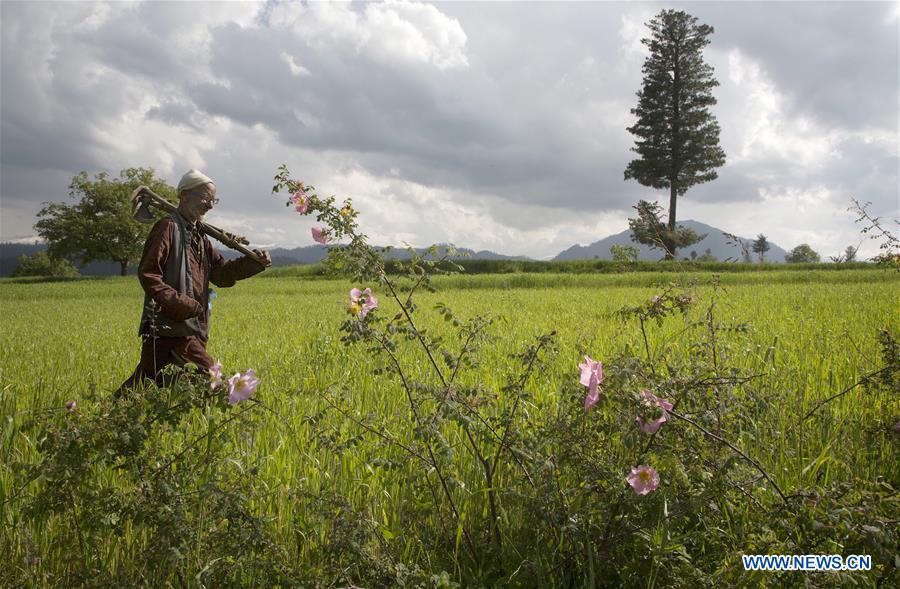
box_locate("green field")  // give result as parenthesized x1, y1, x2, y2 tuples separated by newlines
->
(1, 268, 898, 587)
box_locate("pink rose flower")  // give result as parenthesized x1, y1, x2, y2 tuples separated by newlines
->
(627, 465, 660, 495)
(209, 361, 223, 390)
(636, 413, 666, 434)
(636, 389, 673, 434)
(349, 287, 379, 318)
(312, 226, 331, 244)
(227, 369, 260, 405)
(291, 189, 309, 214)
(641, 389, 673, 412)
(578, 355, 603, 412)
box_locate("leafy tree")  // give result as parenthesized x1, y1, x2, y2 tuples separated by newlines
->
(12, 251, 79, 278)
(785, 243, 821, 263)
(34, 168, 176, 276)
(610, 244, 640, 262)
(696, 248, 717, 262)
(628, 200, 705, 259)
(624, 9, 726, 259)
(751, 234, 770, 262)
(829, 245, 860, 263)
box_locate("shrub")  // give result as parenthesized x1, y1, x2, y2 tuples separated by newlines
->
(12, 251, 79, 278)
(785, 243, 821, 263)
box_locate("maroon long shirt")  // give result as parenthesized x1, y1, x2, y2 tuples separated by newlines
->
(120, 217, 265, 390)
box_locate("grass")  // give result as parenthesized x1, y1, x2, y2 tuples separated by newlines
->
(1, 267, 898, 585)
(259, 259, 877, 279)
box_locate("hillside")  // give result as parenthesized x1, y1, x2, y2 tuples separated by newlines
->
(0, 242, 528, 276)
(553, 220, 788, 262)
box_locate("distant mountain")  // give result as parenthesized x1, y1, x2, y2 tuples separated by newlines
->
(553, 220, 788, 262)
(219, 244, 528, 263)
(0, 242, 145, 276)
(1, 242, 48, 276)
(449, 249, 530, 261)
(1, 242, 527, 276)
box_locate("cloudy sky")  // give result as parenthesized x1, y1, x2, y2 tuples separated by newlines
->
(1, 1, 897, 259)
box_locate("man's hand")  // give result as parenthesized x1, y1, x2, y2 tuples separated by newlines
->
(252, 248, 272, 267)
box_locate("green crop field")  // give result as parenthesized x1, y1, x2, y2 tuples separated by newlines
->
(1, 268, 898, 587)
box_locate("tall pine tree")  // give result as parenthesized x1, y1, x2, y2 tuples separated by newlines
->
(625, 9, 725, 258)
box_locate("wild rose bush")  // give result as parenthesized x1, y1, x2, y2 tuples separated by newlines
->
(9, 363, 297, 587)
(273, 166, 899, 586)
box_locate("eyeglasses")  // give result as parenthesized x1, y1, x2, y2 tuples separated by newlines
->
(196, 193, 219, 205)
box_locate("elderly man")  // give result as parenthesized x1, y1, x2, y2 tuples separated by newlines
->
(118, 169, 271, 392)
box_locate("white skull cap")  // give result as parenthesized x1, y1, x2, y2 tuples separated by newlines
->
(177, 169, 215, 195)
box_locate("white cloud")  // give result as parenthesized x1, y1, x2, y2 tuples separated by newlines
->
(269, 0, 467, 70)
(365, 0, 468, 69)
(617, 9, 653, 69)
(288, 167, 628, 258)
(280, 51, 310, 77)
(723, 48, 841, 172)
(886, 3, 900, 25)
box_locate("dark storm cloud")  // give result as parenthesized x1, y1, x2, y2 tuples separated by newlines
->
(189, 22, 528, 189)
(815, 134, 900, 209)
(2, 2, 152, 180)
(188, 1, 899, 216)
(688, 1, 899, 131)
(83, 19, 182, 83)
(213, 23, 499, 154)
(0, 116, 104, 174)
(184, 9, 637, 212)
